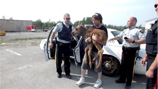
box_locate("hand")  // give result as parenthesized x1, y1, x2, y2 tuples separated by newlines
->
(125, 38, 133, 43)
(73, 36, 78, 42)
(109, 38, 114, 41)
(146, 70, 154, 78)
(141, 58, 147, 66)
(92, 34, 97, 41)
(49, 42, 53, 49)
(85, 37, 91, 43)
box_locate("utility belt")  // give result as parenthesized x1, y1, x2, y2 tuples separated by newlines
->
(57, 41, 70, 46)
(123, 46, 140, 51)
(147, 54, 156, 59)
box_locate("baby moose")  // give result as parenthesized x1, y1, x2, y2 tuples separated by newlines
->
(72, 23, 108, 69)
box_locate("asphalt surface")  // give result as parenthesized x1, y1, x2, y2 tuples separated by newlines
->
(0, 32, 147, 89)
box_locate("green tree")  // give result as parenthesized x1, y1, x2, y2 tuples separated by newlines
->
(32, 19, 43, 30)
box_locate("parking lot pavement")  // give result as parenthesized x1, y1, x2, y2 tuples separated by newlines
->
(0, 45, 146, 89)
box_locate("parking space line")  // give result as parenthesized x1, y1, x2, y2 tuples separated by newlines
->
(6, 49, 22, 56)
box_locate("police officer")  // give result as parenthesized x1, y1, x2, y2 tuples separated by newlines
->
(49, 13, 74, 79)
(109, 17, 146, 87)
(141, 0, 158, 88)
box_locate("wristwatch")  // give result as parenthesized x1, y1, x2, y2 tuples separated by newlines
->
(132, 40, 135, 43)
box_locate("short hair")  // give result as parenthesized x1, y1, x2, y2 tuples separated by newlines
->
(64, 13, 70, 18)
(132, 17, 137, 23)
(92, 13, 103, 23)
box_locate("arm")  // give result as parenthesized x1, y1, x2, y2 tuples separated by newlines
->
(141, 54, 148, 66)
(125, 39, 146, 44)
(146, 54, 158, 78)
(48, 23, 60, 49)
(109, 36, 120, 41)
(49, 32, 56, 49)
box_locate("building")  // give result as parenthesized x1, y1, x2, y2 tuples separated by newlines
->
(145, 17, 158, 31)
(0, 19, 32, 32)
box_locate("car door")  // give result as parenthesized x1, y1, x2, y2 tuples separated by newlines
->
(44, 28, 56, 61)
(73, 36, 84, 65)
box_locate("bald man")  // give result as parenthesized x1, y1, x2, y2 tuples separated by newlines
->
(109, 17, 146, 88)
(49, 13, 74, 79)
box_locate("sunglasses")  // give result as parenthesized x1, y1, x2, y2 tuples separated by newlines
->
(154, 4, 158, 8)
(66, 18, 70, 20)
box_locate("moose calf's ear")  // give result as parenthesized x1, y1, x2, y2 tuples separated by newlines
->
(79, 21, 83, 26)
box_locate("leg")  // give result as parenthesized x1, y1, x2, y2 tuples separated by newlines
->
(117, 49, 128, 82)
(98, 72, 102, 80)
(63, 44, 71, 75)
(56, 44, 63, 76)
(93, 51, 103, 88)
(88, 43, 93, 69)
(76, 54, 90, 86)
(126, 50, 137, 86)
(92, 43, 102, 62)
(84, 46, 89, 65)
(81, 69, 86, 77)
(96, 49, 104, 69)
(92, 43, 103, 69)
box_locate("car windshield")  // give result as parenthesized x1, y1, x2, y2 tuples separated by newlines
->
(111, 31, 123, 44)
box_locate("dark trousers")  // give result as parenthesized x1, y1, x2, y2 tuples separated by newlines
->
(55, 42, 71, 75)
(119, 47, 138, 85)
(146, 55, 157, 89)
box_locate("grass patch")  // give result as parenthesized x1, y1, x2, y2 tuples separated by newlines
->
(0, 37, 46, 44)
(10, 37, 46, 41)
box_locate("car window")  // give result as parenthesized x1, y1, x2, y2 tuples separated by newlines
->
(111, 31, 123, 44)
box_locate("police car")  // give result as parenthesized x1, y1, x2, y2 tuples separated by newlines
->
(40, 28, 146, 76)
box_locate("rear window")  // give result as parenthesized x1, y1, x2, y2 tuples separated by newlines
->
(111, 31, 123, 44)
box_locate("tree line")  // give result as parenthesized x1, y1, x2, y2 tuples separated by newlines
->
(33, 17, 145, 31)
(1, 16, 145, 31)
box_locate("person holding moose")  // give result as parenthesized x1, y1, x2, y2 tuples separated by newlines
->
(76, 13, 108, 88)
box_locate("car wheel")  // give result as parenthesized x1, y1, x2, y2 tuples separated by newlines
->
(102, 55, 120, 76)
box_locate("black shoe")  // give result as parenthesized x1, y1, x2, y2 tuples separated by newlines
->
(115, 79, 125, 83)
(58, 74, 62, 78)
(124, 84, 131, 89)
(66, 74, 71, 79)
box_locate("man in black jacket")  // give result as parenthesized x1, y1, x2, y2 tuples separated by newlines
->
(141, 0, 158, 89)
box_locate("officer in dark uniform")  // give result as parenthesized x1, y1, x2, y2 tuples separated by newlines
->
(141, 1, 158, 88)
(49, 13, 74, 79)
(109, 17, 146, 87)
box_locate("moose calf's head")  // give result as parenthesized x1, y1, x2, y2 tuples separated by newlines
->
(71, 25, 86, 36)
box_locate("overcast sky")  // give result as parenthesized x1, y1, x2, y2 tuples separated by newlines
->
(0, 0, 157, 26)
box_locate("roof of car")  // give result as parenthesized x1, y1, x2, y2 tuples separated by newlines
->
(107, 28, 120, 32)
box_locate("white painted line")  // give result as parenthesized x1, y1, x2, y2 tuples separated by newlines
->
(6, 49, 22, 56)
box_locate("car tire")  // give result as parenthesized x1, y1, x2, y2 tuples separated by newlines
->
(102, 55, 120, 77)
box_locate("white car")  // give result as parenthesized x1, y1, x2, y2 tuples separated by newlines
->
(40, 28, 146, 76)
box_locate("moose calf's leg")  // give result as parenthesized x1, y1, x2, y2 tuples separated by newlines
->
(88, 43, 93, 69)
(92, 53, 99, 62)
(96, 49, 104, 69)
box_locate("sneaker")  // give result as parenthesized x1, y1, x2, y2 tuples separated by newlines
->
(76, 77, 85, 86)
(94, 79, 102, 88)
